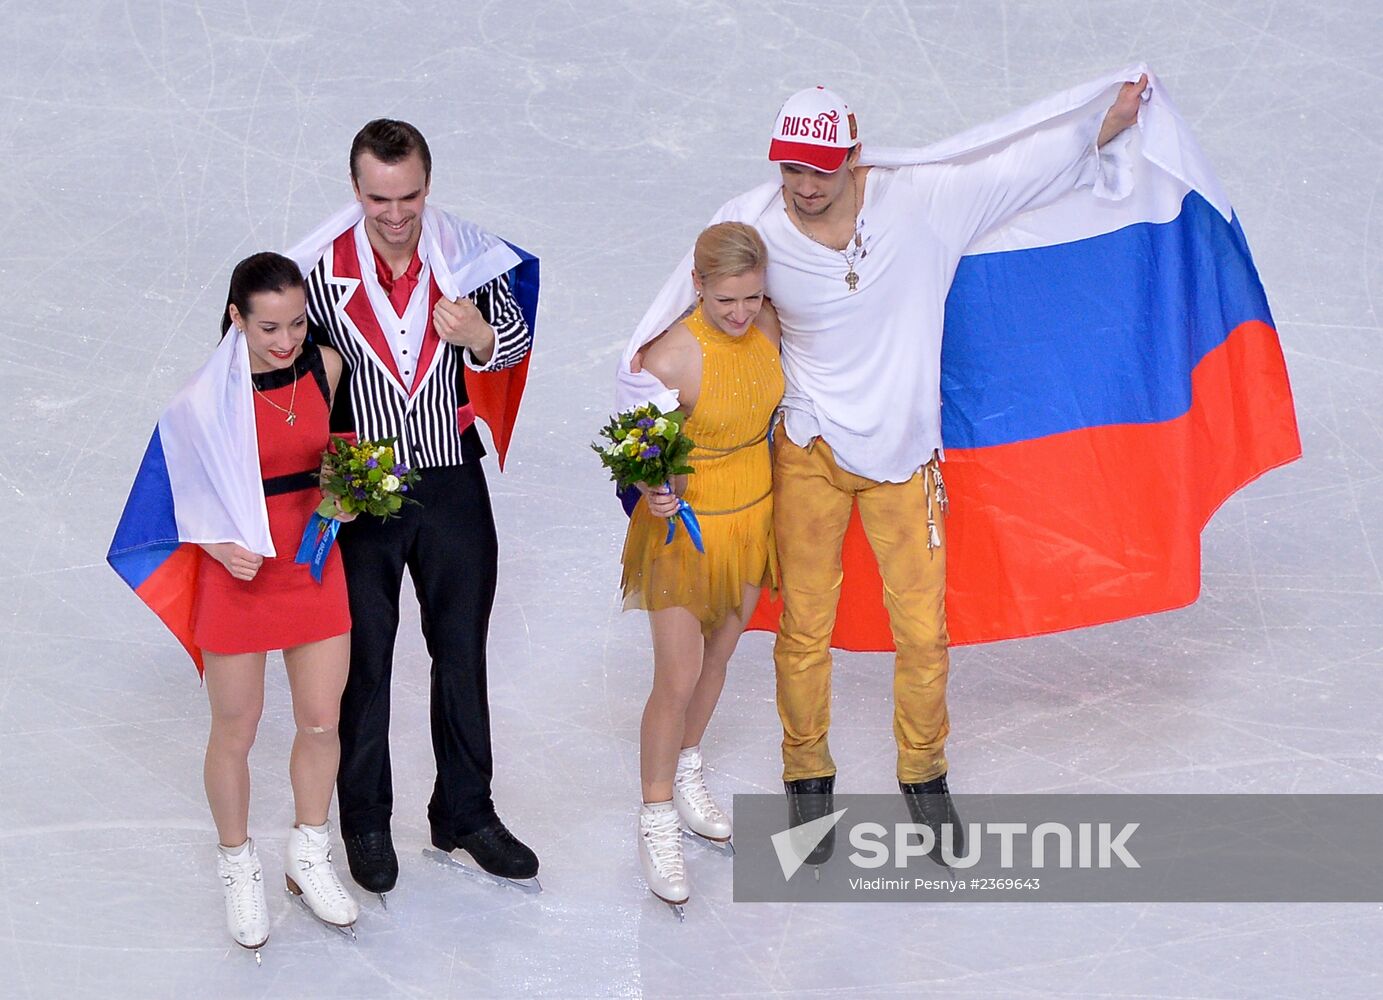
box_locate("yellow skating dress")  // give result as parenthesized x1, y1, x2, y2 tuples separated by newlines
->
(620, 305, 785, 630)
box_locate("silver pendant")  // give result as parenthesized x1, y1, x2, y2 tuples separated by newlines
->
(846, 270, 859, 292)
(286, 411, 297, 426)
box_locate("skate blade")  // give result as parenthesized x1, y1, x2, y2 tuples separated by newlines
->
(377, 892, 389, 911)
(649, 890, 688, 921)
(681, 829, 734, 857)
(422, 848, 543, 894)
(285, 880, 359, 940)
(234, 940, 267, 965)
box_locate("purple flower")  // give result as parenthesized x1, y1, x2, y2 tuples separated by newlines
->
(400, 484, 409, 493)
(636, 417, 655, 429)
(641, 444, 661, 459)
(393, 464, 408, 476)
(366, 458, 379, 469)
(352, 487, 367, 499)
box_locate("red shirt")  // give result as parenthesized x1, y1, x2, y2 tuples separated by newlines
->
(372, 247, 424, 316)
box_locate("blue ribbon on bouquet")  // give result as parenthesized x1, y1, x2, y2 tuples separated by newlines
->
(294, 512, 341, 583)
(665, 497, 705, 554)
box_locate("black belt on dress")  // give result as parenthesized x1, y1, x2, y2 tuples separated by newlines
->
(262, 470, 320, 497)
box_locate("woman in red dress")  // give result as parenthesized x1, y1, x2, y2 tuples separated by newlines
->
(192, 252, 359, 954)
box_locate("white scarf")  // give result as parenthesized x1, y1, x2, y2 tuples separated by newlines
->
(287, 202, 522, 301)
(157, 327, 275, 554)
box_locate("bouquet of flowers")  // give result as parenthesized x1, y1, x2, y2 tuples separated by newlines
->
(315, 436, 420, 520)
(593, 403, 703, 552)
(295, 436, 421, 581)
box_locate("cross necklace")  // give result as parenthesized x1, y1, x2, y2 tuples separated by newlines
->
(254, 372, 298, 425)
(791, 173, 867, 292)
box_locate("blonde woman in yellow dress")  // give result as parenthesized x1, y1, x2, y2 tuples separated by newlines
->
(622, 222, 783, 909)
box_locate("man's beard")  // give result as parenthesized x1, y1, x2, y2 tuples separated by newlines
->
(793, 195, 833, 218)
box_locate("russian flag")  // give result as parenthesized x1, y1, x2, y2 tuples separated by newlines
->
(748, 192, 1298, 647)
(466, 241, 540, 469)
(743, 76, 1301, 648)
(107, 429, 209, 670)
(107, 329, 274, 674)
(620, 66, 1301, 649)
(939, 194, 1297, 644)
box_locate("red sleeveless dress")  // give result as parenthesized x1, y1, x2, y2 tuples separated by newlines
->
(191, 344, 351, 654)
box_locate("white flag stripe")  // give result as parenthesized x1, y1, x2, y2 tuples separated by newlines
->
(158, 328, 275, 556)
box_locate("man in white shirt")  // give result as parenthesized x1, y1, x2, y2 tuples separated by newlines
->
(764, 79, 1146, 863)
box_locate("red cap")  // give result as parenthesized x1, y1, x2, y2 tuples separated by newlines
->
(768, 86, 857, 172)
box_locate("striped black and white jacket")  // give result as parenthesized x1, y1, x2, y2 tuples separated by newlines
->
(304, 231, 530, 469)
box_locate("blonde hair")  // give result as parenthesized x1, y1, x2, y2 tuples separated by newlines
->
(693, 222, 768, 283)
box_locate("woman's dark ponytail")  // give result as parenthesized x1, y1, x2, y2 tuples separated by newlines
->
(221, 252, 306, 337)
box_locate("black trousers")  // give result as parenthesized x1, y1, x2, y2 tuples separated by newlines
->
(336, 461, 499, 838)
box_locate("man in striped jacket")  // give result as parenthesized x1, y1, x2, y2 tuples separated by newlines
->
(300, 119, 537, 895)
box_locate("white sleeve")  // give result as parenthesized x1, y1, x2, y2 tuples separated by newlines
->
(903, 110, 1110, 252)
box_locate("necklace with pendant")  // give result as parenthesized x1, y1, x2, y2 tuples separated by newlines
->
(792, 174, 867, 291)
(254, 371, 299, 425)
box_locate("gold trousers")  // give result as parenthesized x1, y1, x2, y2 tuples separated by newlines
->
(772, 431, 950, 784)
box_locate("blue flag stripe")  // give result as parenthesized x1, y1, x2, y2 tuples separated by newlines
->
(941, 189, 1274, 450)
(107, 426, 180, 590)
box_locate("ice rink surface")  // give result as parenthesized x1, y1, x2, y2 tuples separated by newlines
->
(3, 0, 1381, 996)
